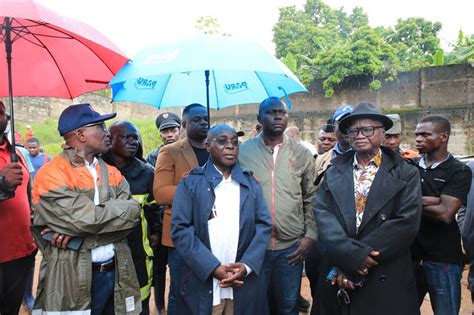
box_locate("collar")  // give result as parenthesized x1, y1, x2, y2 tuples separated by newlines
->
(334, 143, 350, 155)
(84, 156, 99, 168)
(61, 144, 92, 167)
(203, 159, 247, 188)
(212, 163, 233, 183)
(418, 153, 451, 169)
(257, 132, 286, 153)
(353, 149, 383, 169)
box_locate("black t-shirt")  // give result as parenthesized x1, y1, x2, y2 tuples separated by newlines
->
(192, 146, 209, 166)
(411, 155, 472, 265)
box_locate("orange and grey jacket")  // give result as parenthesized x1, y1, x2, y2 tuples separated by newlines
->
(31, 145, 142, 315)
(239, 133, 317, 250)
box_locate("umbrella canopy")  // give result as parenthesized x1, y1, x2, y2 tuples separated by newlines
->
(0, 0, 129, 159)
(109, 35, 307, 123)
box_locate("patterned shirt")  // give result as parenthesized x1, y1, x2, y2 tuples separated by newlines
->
(353, 150, 382, 232)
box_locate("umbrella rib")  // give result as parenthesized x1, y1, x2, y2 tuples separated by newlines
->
(17, 21, 74, 98)
(27, 20, 119, 80)
(211, 70, 220, 110)
(8, 19, 72, 49)
(254, 72, 271, 98)
(155, 74, 172, 108)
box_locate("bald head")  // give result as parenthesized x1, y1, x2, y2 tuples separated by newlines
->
(258, 97, 285, 117)
(257, 97, 288, 138)
(109, 121, 137, 135)
(108, 121, 139, 160)
(285, 126, 301, 140)
(207, 125, 238, 175)
(208, 125, 236, 140)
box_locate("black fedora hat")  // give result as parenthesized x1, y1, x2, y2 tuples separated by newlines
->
(339, 102, 393, 134)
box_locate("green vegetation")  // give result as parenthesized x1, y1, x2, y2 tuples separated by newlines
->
(273, 0, 472, 97)
(195, 16, 231, 36)
(16, 119, 162, 157)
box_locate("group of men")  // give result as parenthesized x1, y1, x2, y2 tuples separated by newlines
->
(0, 95, 473, 315)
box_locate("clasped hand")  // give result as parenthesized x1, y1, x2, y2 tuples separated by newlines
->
(331, 251, 380, 291)
(213, 263, 247, 288)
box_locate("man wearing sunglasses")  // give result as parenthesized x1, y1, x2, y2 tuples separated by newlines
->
(314, 102, 422, 315)
(171, 125, 271, 314)
(32, 104, 142, 315)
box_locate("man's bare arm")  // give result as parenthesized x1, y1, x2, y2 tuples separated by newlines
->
(422, 194, 463, 224)
(422, 196, 440, 206)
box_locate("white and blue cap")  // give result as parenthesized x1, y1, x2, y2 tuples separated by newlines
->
(332, 105, 353, 123)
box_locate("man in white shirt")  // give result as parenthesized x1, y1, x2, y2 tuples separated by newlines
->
(171, 125, 272, 315)
(32, 104, 141, 315)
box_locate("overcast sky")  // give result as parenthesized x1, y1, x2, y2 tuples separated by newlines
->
(39, 0, 474, 57)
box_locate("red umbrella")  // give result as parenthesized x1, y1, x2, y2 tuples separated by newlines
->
(0, 0, 129, 160)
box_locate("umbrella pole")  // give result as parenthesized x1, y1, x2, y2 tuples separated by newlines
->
(205, 70, 210, 129)
(4, 17, 18, 162)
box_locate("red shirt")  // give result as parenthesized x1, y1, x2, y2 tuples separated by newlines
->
(0, 140, 36, 263)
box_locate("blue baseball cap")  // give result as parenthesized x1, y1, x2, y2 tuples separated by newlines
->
(58, 103, 116, 136)
(332, 105, 353, 123)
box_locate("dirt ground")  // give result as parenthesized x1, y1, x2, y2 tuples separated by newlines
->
(20, 253, 472, 315)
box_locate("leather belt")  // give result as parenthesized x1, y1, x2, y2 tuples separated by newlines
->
(92, 260, 115, 272)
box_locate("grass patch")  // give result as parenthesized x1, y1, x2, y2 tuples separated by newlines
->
(15, 119, 162, 157)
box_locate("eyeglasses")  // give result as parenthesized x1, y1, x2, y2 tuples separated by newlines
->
(321, 124, 335, 133)
(346, 126, 384, 138)
(210, 138, 239, 146)
(83, 122, 107, 131)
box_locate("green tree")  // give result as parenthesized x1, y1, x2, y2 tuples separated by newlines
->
(384, 17, 442, 70)
(445, 30, 474, 64)
(314, 27, 399, 96)
(273, 0, 445, 97)
(274, 0, 401, 96)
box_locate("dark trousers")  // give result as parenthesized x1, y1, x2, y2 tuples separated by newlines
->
(91, 269, 115, 315)
(413, 260, 462, 315)
(305, 244, 321, 315)
(22, 262, 35, 310)
(152, 242, 168, 312)
(262, 245, 303, 315)
(0, 252, 36, 315)
(167, 247, 182, 315)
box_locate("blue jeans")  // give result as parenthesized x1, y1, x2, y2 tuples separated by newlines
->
(167, 247, 182, 315)
(91, 269, 115, 315)
(414, 260, 462, 315)
(262, 244, 303, 315)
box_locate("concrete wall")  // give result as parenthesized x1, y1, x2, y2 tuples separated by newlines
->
(210, 64, 474, 155)
(4, 64, 473, 155)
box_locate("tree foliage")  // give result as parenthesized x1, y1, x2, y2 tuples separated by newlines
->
(273, 0, 453, 97)
(195, 16, 230, 36)
(445, 30, 474, 65)
(384, 17, 442, 70)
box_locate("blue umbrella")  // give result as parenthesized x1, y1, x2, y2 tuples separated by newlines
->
(109, 35, 308, 125)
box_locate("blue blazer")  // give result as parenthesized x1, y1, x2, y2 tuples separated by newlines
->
(171, 160, 272, 315)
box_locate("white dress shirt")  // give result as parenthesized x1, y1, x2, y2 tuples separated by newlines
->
(85, 157, 115, 263)
(208, 165, 245, 306)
